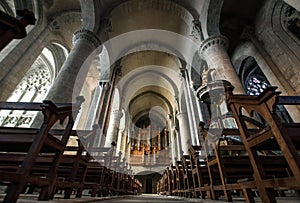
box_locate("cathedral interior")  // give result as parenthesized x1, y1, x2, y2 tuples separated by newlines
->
(0, 0, 300, 203)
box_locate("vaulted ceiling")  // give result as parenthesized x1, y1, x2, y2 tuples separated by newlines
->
(41, 0, 263, 126)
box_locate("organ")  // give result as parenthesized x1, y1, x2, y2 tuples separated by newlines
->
(129, 125, 170, 166)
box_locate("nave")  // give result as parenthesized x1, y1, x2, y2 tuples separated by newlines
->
(1, 0, 300, 203)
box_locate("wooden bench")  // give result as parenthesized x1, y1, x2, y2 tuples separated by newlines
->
(226, 86, 300, 203)
(181, 155, 194, 197)
(188, 145, 210, 199)
(166, 166, 175, 196)
(120, 163, 134, 195)
(19, 128, 97, 199)
(198, 126, 257, 202)
(0, 97, 84, 203)
(83, 147, 110, 197)
(51, 128, 98, 199)
(209, 139, 255, 202)
(133, 179, 142, 195)
(174, 160, 185, 197)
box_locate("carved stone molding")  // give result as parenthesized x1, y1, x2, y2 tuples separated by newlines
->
(190, 20, 203, 40)
(198, 35, 229, 58)
(72, 28, 101, 48)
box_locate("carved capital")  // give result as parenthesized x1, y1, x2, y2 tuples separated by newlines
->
(72, 29, 102, 49)
(190, 20, 203, 40)
(198, 35, 229, 58)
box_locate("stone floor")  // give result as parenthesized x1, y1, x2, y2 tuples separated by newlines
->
(1, 194, 300, 203)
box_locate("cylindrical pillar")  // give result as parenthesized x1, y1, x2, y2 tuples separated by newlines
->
(199, 35, 244, 94)
(120, 132, 127, 159)
(104, 110, 123, 147)
(176, 112, 191, 155)
(180, 68, 199, 145)
(46, 29, 102, 102)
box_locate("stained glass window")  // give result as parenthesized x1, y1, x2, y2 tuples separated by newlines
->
(246, 76, 269, 96)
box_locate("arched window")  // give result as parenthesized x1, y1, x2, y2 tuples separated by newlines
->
(0, 43, 68, 127)
(240, 56, 293, 123)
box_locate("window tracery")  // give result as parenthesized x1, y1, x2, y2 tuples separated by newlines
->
(0, 47, 54, 127)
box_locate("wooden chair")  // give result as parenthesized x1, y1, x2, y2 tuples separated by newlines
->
(226, 86, 300, 203)
(83, 147, 110, 197)
(175, 160, 185, 197)
(197, 124, 258, 202)
(181, 155, 194, 197)
(0, 97, 84, 203)
(188, 145, 210, 199)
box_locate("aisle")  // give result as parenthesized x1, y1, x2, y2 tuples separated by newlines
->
(2, 193, 299, 203)
(92, 194, 198, 202)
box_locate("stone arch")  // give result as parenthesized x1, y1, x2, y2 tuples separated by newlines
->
(47, 42, 69, 73)
(200, 0, 223, 38)
(100, 29, 199, 69)
(0, 1, 15, 16)
(232, 41, 290, 94)
(80, 0, 103, 32)
(248, 0, 300, 94)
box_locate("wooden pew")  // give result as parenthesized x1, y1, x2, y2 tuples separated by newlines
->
(24, 129, 96, 199)
(226, 86, 300, 203)
(168, 165, 177, 196)
(122, 164, 134, 195)
(188, 145, 210, 199)
(51, 127, 98, 199)
(156, 176, 162, 195)
(174, 160, 185, 197)
(107, 152, 122, 196)
(157, 166, 171, 196)
(133, 179, 142, 195)
(160, 169, 168, 195)
(181, 155, 194, 197)
(83, 147, 110, 197)
(199, 126, 257, 202)
(0, 97, 84, 203)
(165, 166, 174, 196)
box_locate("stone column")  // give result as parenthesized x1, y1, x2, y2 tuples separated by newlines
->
(176, 112, 191, 155)
(104, 110, 123, 147)
(120, 131, 127, 159)
(174, 129, 182, 159)
(199, 35, 244, 94)
(46, 29, 102, 102)
(169, 122, 176, 165)
(84, 82, 104, 130)
(180, 68, 197, 146)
